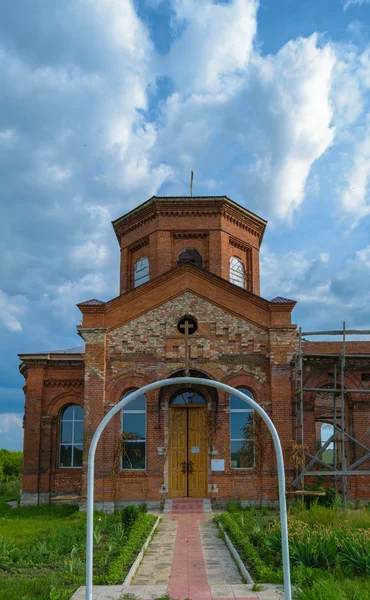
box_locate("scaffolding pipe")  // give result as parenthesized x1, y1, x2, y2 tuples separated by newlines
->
(333, 361, 338, 482)
(302, 330, 370, 336)
(295, 388, 369, 394)
(341, 322, 347, 507)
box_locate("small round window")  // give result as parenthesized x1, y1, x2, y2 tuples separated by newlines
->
(177, 315, 198, 335)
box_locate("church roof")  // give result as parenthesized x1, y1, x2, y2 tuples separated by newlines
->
(78, 298, 105, 306)
(18, 345, 85, 360)
(112, 195, 267, 238)
(270, 296, 296, 304)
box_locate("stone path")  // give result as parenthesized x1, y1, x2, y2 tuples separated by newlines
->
(71, 500, 284, 600)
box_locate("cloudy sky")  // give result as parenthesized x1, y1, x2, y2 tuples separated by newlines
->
(1, 0, 370, 450)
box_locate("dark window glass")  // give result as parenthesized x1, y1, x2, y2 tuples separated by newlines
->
(74, 446, 83, 467)
(74, 421, 83, 444)
(170, 390, 206, 405)
(230, 388, 255, 469)
(60, 405, 84, 468)
(122, 413, 146, 440)
(60, 445, 72, 468)
(74, 405, 84, 420)
(122, 441, 146, 470)
(62, 405, 74, 420)
(122, 392, 146, 470)
(178, 248, 202, 267)
(230, 388, 254, 409)
(230, 412, 253, 439)
(230, 441, 254, 469)
(61, 421, 73, 444)
(122, 394, 146, 410)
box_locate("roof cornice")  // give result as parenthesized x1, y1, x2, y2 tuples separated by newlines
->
(112, 196, 267, 243)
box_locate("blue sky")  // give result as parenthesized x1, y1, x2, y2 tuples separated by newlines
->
(1, 0, 370, 450)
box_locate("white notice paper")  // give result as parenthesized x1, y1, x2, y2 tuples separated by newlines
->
(211, 459, 225, 471)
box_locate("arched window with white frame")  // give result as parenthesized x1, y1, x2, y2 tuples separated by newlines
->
(134, 257, 149, 288)
(230, 256, 245, 288)
(121, 391, 146, 470)
(230, 388, 255, 469)
(59, 404, 84, 468)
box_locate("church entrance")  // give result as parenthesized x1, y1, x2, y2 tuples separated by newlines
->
(168, 390, 208, 498)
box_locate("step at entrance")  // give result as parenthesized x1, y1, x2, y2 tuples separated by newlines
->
(164, 498, 212, 513)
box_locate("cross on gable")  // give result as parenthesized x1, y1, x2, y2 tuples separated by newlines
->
(179, 320, 195, 336)
(178, 317, 197, 376)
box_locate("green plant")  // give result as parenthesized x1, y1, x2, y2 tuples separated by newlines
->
(252, 583, 263, 591)
(227, 500, 242, 513)
(120, 505, 139, 531)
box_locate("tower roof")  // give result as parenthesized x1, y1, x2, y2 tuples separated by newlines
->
(112, 195, 267, 241)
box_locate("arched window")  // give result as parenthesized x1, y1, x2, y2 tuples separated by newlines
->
(230, 388, 254, 469)
(60, 405, 83, 468)
(178, 248, 202, 267)
(170, 389, 206, 405)
(134, 257, 149, 288)
(122, 391, 146, 470)
(230, 256, 245, 288)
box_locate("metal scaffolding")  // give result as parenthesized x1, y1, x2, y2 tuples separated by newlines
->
(293, 322, 370, 507)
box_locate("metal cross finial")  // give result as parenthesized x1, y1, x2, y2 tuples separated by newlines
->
(179, 319, 195, 376)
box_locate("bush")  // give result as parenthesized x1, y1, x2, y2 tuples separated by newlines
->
(0, 450, 22, 481)
(120, 505, 139, 531)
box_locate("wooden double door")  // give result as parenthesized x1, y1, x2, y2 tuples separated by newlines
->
(168, 407, 208, 498)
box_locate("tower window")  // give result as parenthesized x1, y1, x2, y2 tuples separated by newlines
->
(230, 256, 245, 288)
(178, 248, 202, 267)
(134, 257, 149, 288)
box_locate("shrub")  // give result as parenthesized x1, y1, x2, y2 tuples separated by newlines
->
(120, 505, 139, 532)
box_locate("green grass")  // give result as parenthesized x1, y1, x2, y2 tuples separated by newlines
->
(0, 487, 156, 600)
(215, 501, 370, 600)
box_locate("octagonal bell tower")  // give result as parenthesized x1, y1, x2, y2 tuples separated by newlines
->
(112, 196, 267, 297)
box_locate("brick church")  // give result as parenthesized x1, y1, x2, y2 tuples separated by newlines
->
(19, 196, 370, 508)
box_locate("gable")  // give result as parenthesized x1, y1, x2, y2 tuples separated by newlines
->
(108, 291, 268, 362)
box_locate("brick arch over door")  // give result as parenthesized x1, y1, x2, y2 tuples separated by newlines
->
(158, 367, 219, 429)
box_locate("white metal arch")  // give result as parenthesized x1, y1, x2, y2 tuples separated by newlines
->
(86, 377, 292, 600)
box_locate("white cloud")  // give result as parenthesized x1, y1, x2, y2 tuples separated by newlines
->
(157, 31, 336, 221)
(0, 128, 17, 143)
(260, 244, 370, 331)
(320, 253, 330, 264)
(0, 290, 27, 332)
(47, 164, 72, 182)
(341, 120, 370, 227)
(347, 19, 364, 37)
(243, 34, 336, 221)
(166, 0, 258, 93)
(69, 241, 109, 266)
(355, 244, 370, 265)
(343, 0, 370, 11)
(0, 413, 23, 451)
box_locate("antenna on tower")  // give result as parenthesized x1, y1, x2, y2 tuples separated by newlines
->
(190, 170, 194, 197)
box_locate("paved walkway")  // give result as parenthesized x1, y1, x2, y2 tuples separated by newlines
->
(71, 499, 284, 600)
